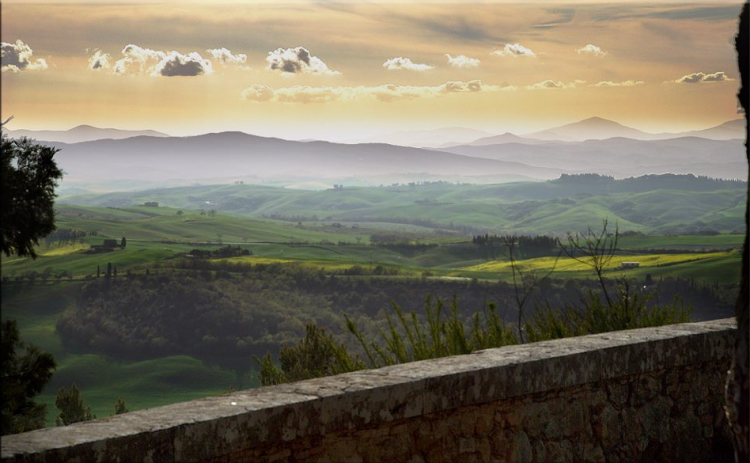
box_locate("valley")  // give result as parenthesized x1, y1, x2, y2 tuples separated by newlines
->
(2, 174, 744, 425)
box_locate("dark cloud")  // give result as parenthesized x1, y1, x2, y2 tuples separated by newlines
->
(1, 39, 47, 73)
(266, 47, 338, 75)
(110, 45, 212, 77)
(675, 71, 732, 84)
(441, 80, 483, 93)
(702, 72, 730, 82)
(155, 52, 212, 77)
(88, 49, 111, 70)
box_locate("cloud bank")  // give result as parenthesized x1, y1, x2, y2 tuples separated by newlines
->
(207, 48, 247, 66)
(88, 49, 112, 70)
(492, 43, 536, 58)
(674, 71, 731, 84)
(593, 80, 644, 87)
(266, 47, 339, 75)
(383, 57, 434, 71)
(526, 79, 585, 90)
(108, 45, 212, 77)
(242, 80, 513, 104)
(1, 40, 48, 73)
(445, 54, 480, 68)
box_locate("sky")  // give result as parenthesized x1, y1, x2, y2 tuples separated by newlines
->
(0, 1, 745, 141)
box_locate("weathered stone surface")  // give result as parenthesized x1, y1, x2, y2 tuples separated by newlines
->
(1, 319, 736, 463)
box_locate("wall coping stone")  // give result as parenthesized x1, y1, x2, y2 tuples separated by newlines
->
(1, 318, 736, 462)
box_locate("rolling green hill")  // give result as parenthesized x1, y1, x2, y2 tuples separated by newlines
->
(4, 174, 744, 428)
(1, 284, 247, 427)
(1, 206, 373, 278)
(3, 201, 743, 285)
(60, 175, 747, 235)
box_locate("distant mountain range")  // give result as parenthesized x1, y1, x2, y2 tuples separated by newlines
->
(357, 117, 746, 146)
(347, 127, 495, 148)
(39, 129, 747, 189)
(46, 132, 566, 185)
(527, 117, 652, 141)
(441, 132, 554, 148)
(525, 117, 745, 142)
(680, 119, 746, 140)
(8, 117, 743, 146)
(8, 117, 746, 188)
(439, 136, 746, 180)
(5, 125, 170, 144)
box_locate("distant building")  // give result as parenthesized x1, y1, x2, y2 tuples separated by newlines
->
(102, 239, 118, 248)
(621, 262, 640, 269)
(143, 201, 159, 207)
(85, 239, 121, 254)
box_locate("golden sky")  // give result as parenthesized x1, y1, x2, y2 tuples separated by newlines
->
(1, 1, 745, 140)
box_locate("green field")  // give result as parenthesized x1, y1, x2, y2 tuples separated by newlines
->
(4, 176, 745, 429)
(3, 204, 744, 285)
(55, 205, 365, 244)
(1, 205, 374, 279)
(460, 251, 742, 283)
(2, 284, 255, 427)
(59, 177, 747, 236)
(617, 234, 745, 250)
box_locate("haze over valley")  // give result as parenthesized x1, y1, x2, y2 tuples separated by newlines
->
(1, 0, 746, 433)
(6, 116, 744, 194)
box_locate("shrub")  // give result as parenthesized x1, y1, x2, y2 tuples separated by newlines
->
(525, 282, 691, 342)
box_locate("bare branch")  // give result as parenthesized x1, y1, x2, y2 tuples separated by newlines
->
(559, 219, 619, 307)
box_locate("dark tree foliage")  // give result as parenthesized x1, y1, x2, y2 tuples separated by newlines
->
(1, 320, 57, 435)
(55, 263, 732, 361)
(187, 245, 250, 258)
(54, 384, 95, 426)
(727, 3, 749, 461)
(44, 228, 86, 247)
(113, 398, 128, 415)
(255, 324, 352, 386)
(0, 133, 63, 258)
(472, 234, 557, 250)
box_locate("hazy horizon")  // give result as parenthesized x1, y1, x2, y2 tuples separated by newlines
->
(3, 114, 746, 141)
(2, 1, 746, 141)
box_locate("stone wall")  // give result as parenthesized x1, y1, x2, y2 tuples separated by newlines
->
(1, 318, 736, 463)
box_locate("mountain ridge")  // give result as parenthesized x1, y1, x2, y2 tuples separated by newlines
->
(46, 131, 566, 185)
(6, 125, 170, 144)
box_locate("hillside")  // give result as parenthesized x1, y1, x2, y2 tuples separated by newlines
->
(351, 127, 494, 148)
(440, 137, 746, 180)
(670, 119, 745, 141)
(47, 132, 564, 185)
(6, 125, 169, 143)
(59, 174, 747, 235)
(520, 117, 744, 142)
(527, 116, 653, 141)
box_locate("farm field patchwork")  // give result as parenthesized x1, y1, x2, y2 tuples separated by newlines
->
(2, 178, 745, 429)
